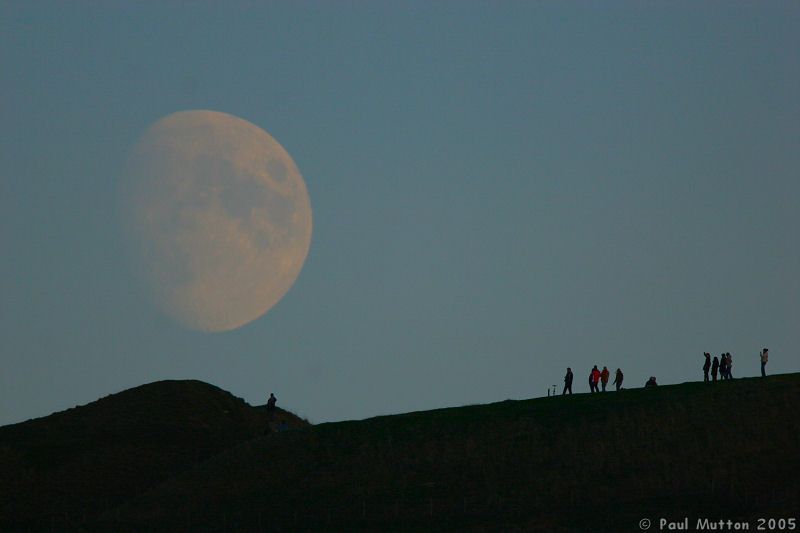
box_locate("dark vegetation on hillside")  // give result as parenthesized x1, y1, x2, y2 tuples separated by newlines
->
(0, 380, 306, 531)
(1, 375, 798, 532)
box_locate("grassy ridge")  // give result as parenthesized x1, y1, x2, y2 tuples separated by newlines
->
(103, 374, 800, 532)
(0, 375, 796, 531)
(0, 380, 306, 531)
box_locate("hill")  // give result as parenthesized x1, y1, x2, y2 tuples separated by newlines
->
(0, 380, 306, 530)
(1, 375, 799, 532)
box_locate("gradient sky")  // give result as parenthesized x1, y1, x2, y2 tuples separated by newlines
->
(1, 2, 798, 426)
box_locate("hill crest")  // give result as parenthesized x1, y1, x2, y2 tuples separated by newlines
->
(2, 375, 798, 532)
(0, 379, 306, 529)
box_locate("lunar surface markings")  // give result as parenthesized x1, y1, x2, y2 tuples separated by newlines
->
(121, 110, 312, 332)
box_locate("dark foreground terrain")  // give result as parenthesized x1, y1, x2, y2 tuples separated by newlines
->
(1, 375, 798, 532)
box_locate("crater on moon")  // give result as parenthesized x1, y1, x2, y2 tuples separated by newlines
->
(121, 110, 312, 332)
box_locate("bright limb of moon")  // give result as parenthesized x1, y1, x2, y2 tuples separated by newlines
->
(121, 110, 312, 332)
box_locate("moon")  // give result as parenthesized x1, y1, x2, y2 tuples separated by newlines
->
(121, 110, 312, 332)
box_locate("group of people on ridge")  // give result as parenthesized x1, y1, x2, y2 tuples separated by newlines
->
(561, 347, 771, 396)
(702, 352, 734, 381)
(561, 366, 624, 395)
(701, 348, 769, 381)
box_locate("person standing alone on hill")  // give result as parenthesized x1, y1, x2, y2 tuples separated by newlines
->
(266, 393, 277, 421)
(613, 368, 624, 391)
(600, 366, 610, 392)
(563, 367, 574, 395)
(589, 366, 601, 393)
(711, 355, 720, 382)
(703, 352, 711, 382)
(760, 348, 769, 377)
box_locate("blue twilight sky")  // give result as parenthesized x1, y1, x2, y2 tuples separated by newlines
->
(1, 2, 798, 426)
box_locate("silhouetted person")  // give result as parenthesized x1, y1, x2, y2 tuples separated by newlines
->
(613, 368, 623, 391)
(726, 353, 734, 379)
(760, 348, 769, 377)
(600, 366, 610, 392)
(645, 376, 658, 388)
(703, 352, 711, 382)
(563, 367, 574, 395)
(711, 356, 720, 382)
(719, 353, 728, 380)
(266, 393, 277, 420)
(589, 366, 600, 393)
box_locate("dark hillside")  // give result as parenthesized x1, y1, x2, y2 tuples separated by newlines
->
(1, 375, 798, 532)
(105, 374, 800, 532)
(0, 380, 306, 530)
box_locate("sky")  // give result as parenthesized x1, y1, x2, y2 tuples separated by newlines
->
(1, 2, 798, 426)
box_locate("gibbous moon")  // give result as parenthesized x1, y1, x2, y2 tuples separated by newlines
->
(121, 110, 312, 332)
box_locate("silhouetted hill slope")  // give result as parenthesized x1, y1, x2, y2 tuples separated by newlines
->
(0, 380, 307, 530)
(104, 374, 800, 532)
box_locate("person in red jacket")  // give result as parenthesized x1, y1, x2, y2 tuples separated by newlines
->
(589, 366, 601, 393)
(600, 366, 610, 392)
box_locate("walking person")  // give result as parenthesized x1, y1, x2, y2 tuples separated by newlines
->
(613, 368, 624, 391)
(600, 366, 610, 392)
(711, 355, 720, 382)
(703, 352, 711, 382)
(726, 353, 734, 379)
(563, 367, 574, 395)
(760, 348, 769, 377)
(589, 366, 600, 393)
